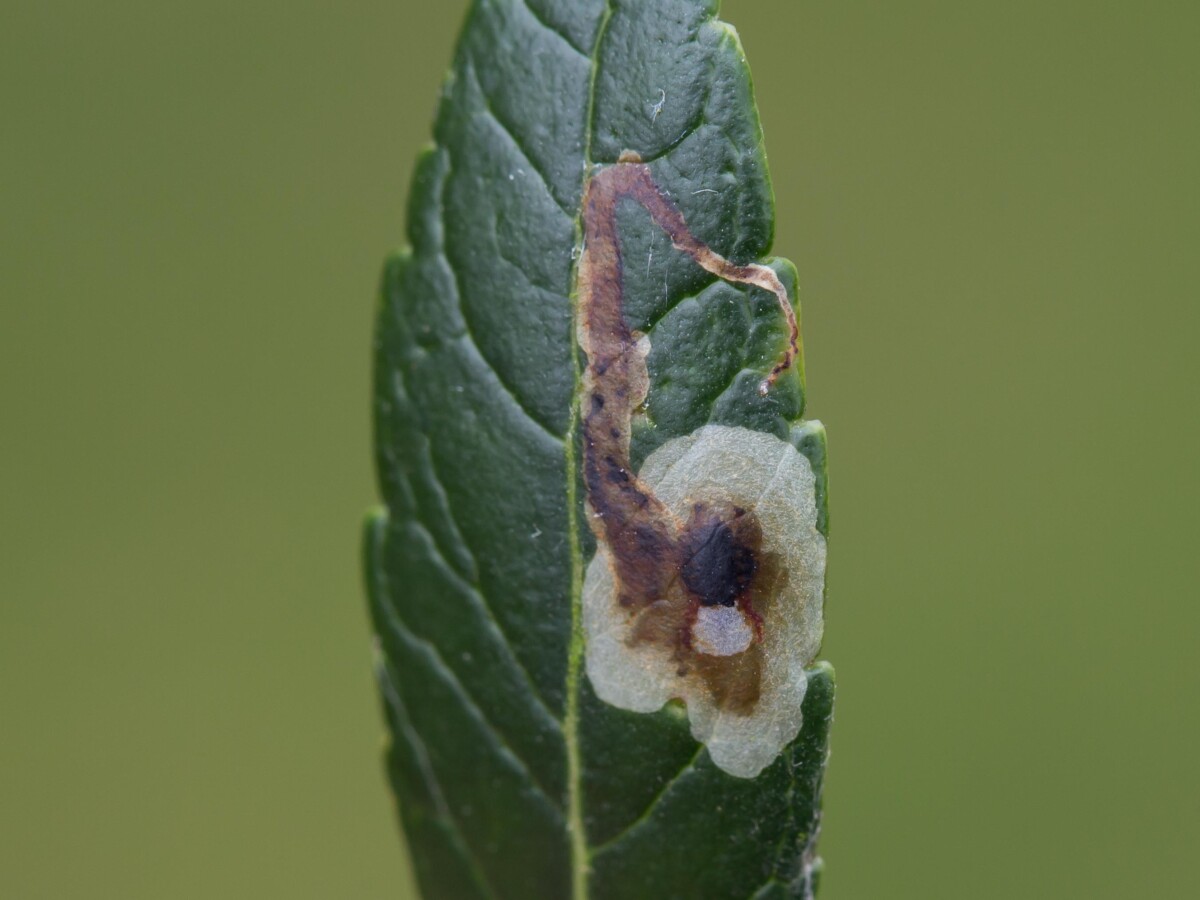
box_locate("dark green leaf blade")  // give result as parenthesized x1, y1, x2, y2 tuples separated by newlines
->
(367, 2, 834, 898)
(586, 665, 834, 900)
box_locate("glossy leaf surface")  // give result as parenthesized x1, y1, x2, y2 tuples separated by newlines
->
(365, 2, 833, 897)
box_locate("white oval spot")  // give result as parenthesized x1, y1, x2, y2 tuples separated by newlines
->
(692, 605, 754, 657)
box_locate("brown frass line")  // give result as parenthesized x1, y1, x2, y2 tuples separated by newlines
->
(574, 153, 800, 712)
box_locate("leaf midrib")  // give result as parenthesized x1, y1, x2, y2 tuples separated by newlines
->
(563, 3, 617, 898)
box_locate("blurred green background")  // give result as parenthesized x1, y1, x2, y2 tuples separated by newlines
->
(2, 1, 1197, 897)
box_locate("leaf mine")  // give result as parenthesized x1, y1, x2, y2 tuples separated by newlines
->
(583, 425, 826, 779)
(577, 159, 826, 779)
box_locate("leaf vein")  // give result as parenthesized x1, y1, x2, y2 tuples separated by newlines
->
(370, 522, 502, 900)
(512, 0, 590, 59)
(407, 515, 564, 733)
(378, 583, 567, 813)
(568, 6, 616, 899)
(745, 878, 784, 900)
(454, 304, 566, 444)
(419, 145, 567, 444)
(464, 56, 575, 219)
(642, 274, 755, 337)
(431, 244, 565, 442)
(589, 745, 704, 857)
(375, 662, 501, 900)
(385, 364, 479, 584)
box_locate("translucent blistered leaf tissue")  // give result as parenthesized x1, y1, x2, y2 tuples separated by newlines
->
(364, 2, 834, 897)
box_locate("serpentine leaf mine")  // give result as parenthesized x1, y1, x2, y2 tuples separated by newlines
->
(577, 157, 827, 779)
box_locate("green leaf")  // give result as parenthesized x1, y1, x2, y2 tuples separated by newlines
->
(365, 1, 834, 898)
